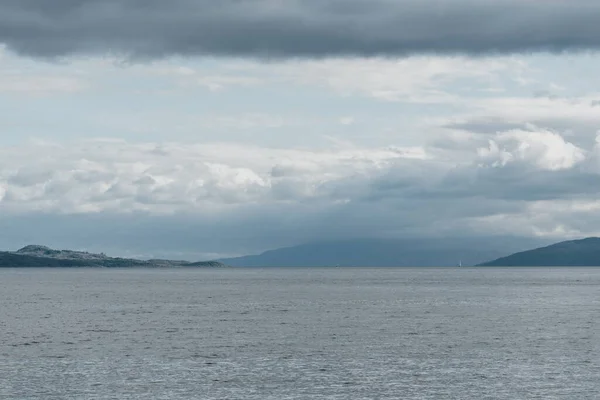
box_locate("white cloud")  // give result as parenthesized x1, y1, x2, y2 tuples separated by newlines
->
(2, 132, 600, 260)
(477, 126, 586, 170)
(1, 129, 600, 243)
(270, 56, 523, 103)
(122, 55, 523, 103)
(0, 69, 87, 94)
(339, 117, 355, 125)
(0, 139, 428, 214)
(146, 64, 264, 91)
(476, 96, 600, 125)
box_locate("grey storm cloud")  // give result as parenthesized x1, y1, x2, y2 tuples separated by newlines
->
(2, 0, 600, 59)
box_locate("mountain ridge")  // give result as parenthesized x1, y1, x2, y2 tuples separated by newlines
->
(0, 245, 227, 268)
(219, 236, 548, 267)
(5, 236, 592, 268)
(478, 237, 600, 266)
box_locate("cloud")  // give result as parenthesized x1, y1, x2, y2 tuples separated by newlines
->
(0, 139, 428, 214)
(3, 127, 600, 258)
(439, 94, 600, 153)
(2, 1, 600, 60)
(130, 55, 520, 105)
(0, 75, 86, 94)
(264, 56, 520, 103)
(477, 127, 586, 170)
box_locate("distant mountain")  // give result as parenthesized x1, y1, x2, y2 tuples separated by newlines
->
(0, 245, 227, 268)
(479, 237, 600, 266)
(219, 237, 548, 267)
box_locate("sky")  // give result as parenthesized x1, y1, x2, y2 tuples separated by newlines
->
(2, 0, 600, 260)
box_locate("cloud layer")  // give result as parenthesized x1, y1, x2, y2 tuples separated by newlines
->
(3, 0, 600, 59)
(3, 125, 600, 258)
(3, 34, 600, 259)
(0, 139, 429, 214)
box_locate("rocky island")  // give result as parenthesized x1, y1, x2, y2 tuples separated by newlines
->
(0, 245, 227, 268)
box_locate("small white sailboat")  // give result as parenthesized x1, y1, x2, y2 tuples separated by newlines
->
(458, 260, 462, 267)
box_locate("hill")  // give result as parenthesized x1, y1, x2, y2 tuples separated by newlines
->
(478, 237, 600, 266)
(0, 245, 227, 268)
(219, 237, 547, 267)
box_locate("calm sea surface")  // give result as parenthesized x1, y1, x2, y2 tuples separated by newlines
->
(1, 267, 599, 399)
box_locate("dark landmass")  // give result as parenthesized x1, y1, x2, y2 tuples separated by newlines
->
(219, 237, 548, 267)
(478, 237, 600, 266)
(0, 245, 227, 268)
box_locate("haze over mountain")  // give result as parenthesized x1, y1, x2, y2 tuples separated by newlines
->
(219, 236, 549, 267)
(479, 237, 600, 267)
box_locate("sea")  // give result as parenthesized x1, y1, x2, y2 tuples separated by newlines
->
(1, 267, 599, 399)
